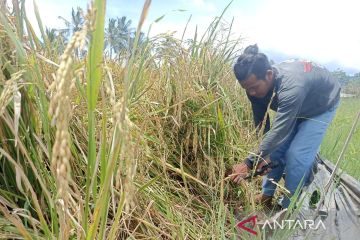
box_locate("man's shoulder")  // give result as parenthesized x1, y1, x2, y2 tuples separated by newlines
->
(274, 59, 328, 73)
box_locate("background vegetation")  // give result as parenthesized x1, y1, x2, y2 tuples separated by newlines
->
(321, 98, 360, 180)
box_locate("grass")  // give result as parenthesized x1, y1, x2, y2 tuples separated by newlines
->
(321, 97, 360, 179)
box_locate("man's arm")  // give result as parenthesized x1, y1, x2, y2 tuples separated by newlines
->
(258, 84, 306, 158)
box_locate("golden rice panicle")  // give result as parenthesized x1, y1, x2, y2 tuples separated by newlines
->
(0, 71, 23, 116)
(48, 4, 96, 239)
(113, 96, 138, 213)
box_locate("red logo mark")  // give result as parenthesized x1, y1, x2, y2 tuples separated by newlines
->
(303, 61, 312, 72)
(237, 215, 257, 235)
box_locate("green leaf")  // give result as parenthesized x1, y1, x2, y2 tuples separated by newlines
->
(154, 14, 165, 23)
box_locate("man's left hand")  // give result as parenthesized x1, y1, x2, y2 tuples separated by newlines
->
(229, 158, 272, 184)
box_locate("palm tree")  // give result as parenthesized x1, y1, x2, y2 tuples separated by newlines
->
(58, 7, 84, 38)
(105, 16, 135, 59)
(45, 27, 57, 43)
(44, 27, 67, 54)
(105, 18, 117, 58)
(58, 7, 84, 58)
(114, 16, 134, 52)
(128, 30, 146, 51)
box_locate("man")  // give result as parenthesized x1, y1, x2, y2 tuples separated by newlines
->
(230, 44, 341, 209)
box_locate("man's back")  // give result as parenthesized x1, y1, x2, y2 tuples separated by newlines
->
(274, 60, 341, 118)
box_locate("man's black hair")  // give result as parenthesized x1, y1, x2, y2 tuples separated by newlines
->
(233, 44, 272, 81)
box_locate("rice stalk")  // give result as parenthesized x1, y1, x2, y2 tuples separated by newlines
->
(48, 5, 93, 239)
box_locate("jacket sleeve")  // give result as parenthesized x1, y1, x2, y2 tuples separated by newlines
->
(258, 84, 306, 157)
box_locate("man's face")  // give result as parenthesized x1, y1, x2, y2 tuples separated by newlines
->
(239, 72, 272, 98)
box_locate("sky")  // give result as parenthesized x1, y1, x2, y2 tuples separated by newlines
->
(22, 0, 360, 74)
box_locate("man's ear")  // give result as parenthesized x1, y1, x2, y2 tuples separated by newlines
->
(265, 69, 273, 82)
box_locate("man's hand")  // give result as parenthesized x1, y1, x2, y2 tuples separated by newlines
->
(229, 159, 272, 184)
(230, 163, 250, 183)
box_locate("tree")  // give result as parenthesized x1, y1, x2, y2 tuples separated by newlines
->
(128, 30, 146, 51)
(58, 7, 84, 38)
(45, 27, 67, 54)
(332, 69, 349, 86)
(58, 7, 85, 58)
(45, 27, 57, 43)
(115, 16, 134, 52)
(105, 16, 135, 58)
(331, 69, 360, 96)
(105, 18, 117, 58)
